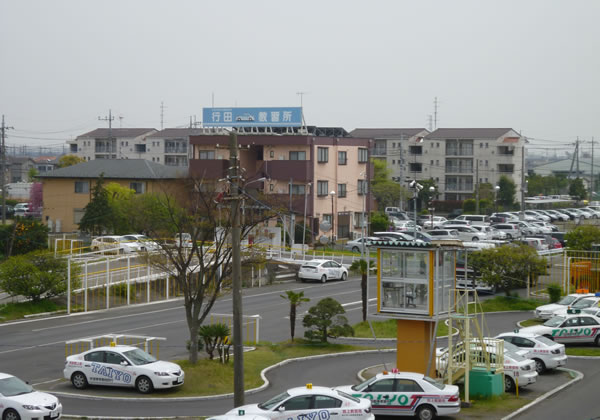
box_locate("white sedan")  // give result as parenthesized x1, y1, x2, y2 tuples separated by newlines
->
(519, 312, 600, 345)
(0, 373, 62, 420)
(63, 345, 184, 393)
(298, 260, 348, 283)
(534, 293, 594, 319)
(495, 332, 567, 374)
(336, 370, 460, 419)
(227, 384, 374, 420)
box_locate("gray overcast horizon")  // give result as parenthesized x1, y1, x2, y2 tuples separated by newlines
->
(1, 0, 598, 155)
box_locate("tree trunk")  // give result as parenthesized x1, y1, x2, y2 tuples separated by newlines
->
(290, 305, 296, 342)
(361, 273, 367, 321)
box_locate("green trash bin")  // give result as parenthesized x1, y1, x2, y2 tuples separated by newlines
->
(468, 367, 504, 398)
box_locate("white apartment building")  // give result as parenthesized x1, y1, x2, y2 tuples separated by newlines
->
(67, 128, 200, 167)
(413, 128, 525, 200)
(350, 128, 430, 184)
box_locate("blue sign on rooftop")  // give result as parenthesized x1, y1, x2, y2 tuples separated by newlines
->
(202, 107, 302, 127)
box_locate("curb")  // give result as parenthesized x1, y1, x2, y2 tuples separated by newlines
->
(336, 319, 459, 343)
(500, 367, 583, 420)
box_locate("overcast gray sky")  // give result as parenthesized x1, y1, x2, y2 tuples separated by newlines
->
(1, 0, 599, 154)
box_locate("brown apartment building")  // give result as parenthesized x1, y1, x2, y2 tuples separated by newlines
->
(189, 127, 374, 242)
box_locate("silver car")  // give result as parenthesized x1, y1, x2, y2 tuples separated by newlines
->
(442, 225, 488, 241)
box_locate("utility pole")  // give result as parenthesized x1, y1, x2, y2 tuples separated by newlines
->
(1, 115, 14, 225)
(228, 132, 244, 407)
(433, 97, 439, 130)
(520, 142, 526, 220)
(160, 101, 166, 130)
(288, 177, 295, 248)
(398, 133, 405, 210)
(591, 137, 595, 200)
(576, 137, 580, 177)
(98, 110, 114, 157)
(475, 159, 479, 214)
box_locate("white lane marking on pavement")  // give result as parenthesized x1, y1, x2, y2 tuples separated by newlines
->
(0, 339, 66, 355)
(341, 298, 377, 307)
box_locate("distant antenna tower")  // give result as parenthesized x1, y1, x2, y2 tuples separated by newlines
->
(118, 115, 124, 128)
(296, 91, 309, 126)
(427, 115, 433, 131)
(433, 97, 439, 130)
(160, 101, 167, 130)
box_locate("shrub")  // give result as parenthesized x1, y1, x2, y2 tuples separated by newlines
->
(303, 297, 354, 342)
(547, 284, 562, 303)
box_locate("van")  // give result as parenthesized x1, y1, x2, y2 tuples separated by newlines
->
(385, 207, 401, 214)
(454, 215, 490, 226)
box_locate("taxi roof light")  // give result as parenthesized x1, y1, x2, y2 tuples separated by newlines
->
(391, 368, 399, 373)
(306, 383, 312, 389)
(595, 292, 600, 297)
(110, 341, 116, 347)
(567, 308, 581, 314)
(382, 370, 389, 375)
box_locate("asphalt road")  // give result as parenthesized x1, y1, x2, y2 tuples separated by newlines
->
(2, 278, 599, 419)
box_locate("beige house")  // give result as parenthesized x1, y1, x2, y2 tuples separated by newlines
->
(38, 159, 187, 232)
(189, 127, 373, 241)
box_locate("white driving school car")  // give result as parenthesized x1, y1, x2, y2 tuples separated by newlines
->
(335, 370, 460, 420)
(298, 260, 348, 283)
(226, 384, 374, 420)
(0, 372, 62, 420)
(534, 293, 594, 319)
(495, 331, 567, 373)
(63, 345, 184, 394)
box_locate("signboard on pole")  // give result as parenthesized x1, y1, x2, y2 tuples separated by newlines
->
(202, 107, 302, 127)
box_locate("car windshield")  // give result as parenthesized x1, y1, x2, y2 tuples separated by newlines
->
(557, 295, 578, 305)
(303, 262, 321, 267)
(258, 391, 290, 410)
(0, 376, 33, 396)
(423, 376, 445, 390)
(352, 375, 378, 391)
(505, 351, 528, 362)
(535, 335, 556, 346)
(123, 348, 157, 365)
(502, 341, 521, 353)
(573, 299, 595, 309)
(544, 316, 566, 327)
(336, 389, 361, 403)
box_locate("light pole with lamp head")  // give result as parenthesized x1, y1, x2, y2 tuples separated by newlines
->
(494, 185, 500, 213)
(360, 171, 367, 259)
(428, 186, 435, 228)
(302, 182, 311, 258)
(330, 190, 336, 245)
(409, 180, 423, 242)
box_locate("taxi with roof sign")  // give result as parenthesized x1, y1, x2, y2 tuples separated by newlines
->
(550, 294, 600, 318)
(226, 383, 374, 420)
(534, 292, 595, 319)
(519, 310, 600, 346)
(335, 369, 460, 420)
(495, 331, 567, 374)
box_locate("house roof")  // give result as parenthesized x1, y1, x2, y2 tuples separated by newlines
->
(425, 128, 517, 140)
(8, 156, 35, 164)
(349, 128, 428, 139)
(147, 128, 207, 138)
(76, 128, 157, 139)
(33, 156, 59, 163)
(37, 159, 186, 180)
(531, 158, 599, 176)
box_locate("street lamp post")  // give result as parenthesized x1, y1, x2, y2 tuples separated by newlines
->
(302, 182, 311, 258)
(360, 171, 367, 260)
(494, 185, 500, 213)
(330, 190, 336, 245)
(429, 186, 435, 228)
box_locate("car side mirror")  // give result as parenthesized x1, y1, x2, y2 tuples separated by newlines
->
(277, 406, 285, 412)
(120, 361, 129, 366)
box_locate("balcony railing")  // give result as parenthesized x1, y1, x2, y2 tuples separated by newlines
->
(372, 147, 387, 156)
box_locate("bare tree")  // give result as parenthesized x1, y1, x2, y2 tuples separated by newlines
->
(125, 176, 277, 363)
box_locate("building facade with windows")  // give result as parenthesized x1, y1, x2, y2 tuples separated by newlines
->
(189, 127, 373, 242)
(38, 159, 186, 232)
(416, 128, 525, 200)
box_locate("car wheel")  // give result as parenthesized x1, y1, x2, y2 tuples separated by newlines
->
(92, 246, 99, 251)
(135, 375, 154, 394)
(506, 233, 513, 239)
(416, 404, 436, 420)
(341, 272, 347, 281)
(595, 335, 600, 347)
(352, 246, 360, 253)
(504, 375, 516, 392)
(2, 408, 20, 420)
(320, 274, 327, 284)
(71, 371, 88, 389)
(534, 358, 546, 374)
(472, 237, 479, 241)
(300, 277, 306, 283)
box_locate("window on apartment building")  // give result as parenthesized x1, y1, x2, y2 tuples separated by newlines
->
(436, 160, 439, 166)
(289, 151, 306, 160)
(338, 151, 347, 165)
(269, 150, 274, 158)
(323, 214, 332, 224)
(485, 143, 489, 148)
(338, 183, 347, 198)
(134, 144, 146, 153)
(430, 160, 434, 165)
(479, 143, 483, 148)
(485, 160, 488, 167)
(70, 144, 78, 153)
(357, 179, 368, 195)
(317, 180, 329, 196)
(317, 147, 329, 163)
(358, 148, 368, 163)
(392, 142, 396, 147)
(353, 212, 366, 228)
(436, 142, 440, 148)
(130, 182, 146, 194)
(74, 181, 90, 194)
(290, 184, 306, 195)
(409, 163, 422, 172)
(392, 160, 396, 164)
(198, 150, 215, 159)
(269, 184, 274, 191)
(409, 146, 422, 155)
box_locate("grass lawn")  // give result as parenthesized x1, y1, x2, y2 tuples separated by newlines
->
(467, 296, 542, 313)
(519, 318, 545, 327)
(0, 300, 65, 322)
(459, 393, 534, 418)
(565, 347, 600, 356)
(148, 340, 372, 397)
(353, 319, 451, 338)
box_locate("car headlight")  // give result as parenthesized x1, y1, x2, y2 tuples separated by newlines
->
(22, 405, 41, 410)
(154, 371, 170, 376)
(521, 365, 531, 371)
(551, 349, 561, 354)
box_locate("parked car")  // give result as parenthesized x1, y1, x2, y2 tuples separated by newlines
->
(519, 312, 600, 345)
(577, 207, 598, 219)
(336, 370, 461, 419)
(13, 202, 29, 217)
(90, 235, 145, 254)
(372, 232, 420, 242)
(495, 332, 567, 374)
(490, 223, 521, 239)
(0, 205, 14, 218)
(227, 384, 374, 420)
(442, 225, 488, 241)
(297, 260, 348, 283)
(174, 233, 193, 248)
(0, 372, 62, 420)
(545, 209, 569, 221)
(472, 225, 507, 240)
(400, 231, 434, 243)
(344, 237, 378, 253)
(63, 345, 184, 393)
(421, 216, 447, 229)
(524, 210, 550, 222)
(427, 229, 461, 241)
(534, 293, 595, 319)
(392, 220, 421, 232)
(551, 296, 600, 317)
(121, 234, 160, 251)
(453, 214, 490, 226)
(440, 219, 470, 228)
(491, 212, 519, 222)
(519, 237, 548, 252)
(551, 231, 567, 247)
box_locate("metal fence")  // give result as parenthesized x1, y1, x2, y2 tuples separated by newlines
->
(65, 334, 166, 357)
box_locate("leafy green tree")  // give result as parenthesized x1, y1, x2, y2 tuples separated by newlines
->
(565, 225, 600, 250)
(498, 176, 516, 208)
(469, 244, 547, 295)
(0, 250, 80, 302)
(369, 212, 389, 233)
(463, 199, 476, 213)
(105, 182, 136, 234)
(417, 179, 437, 207)
(478, 183, 494, 201)
(371, 159, 405, 210)
(57, 155, 85, 168)
(303, 297, 354, 342)
(281, 290, 310, 342)
(0, 219, 49, 258)
(350, 259, 374, 321)
(27, 167, 39, 182)
(569, 178, 587, 201)
(528, 174, 569, 196)
(78, 175, 113, 236)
